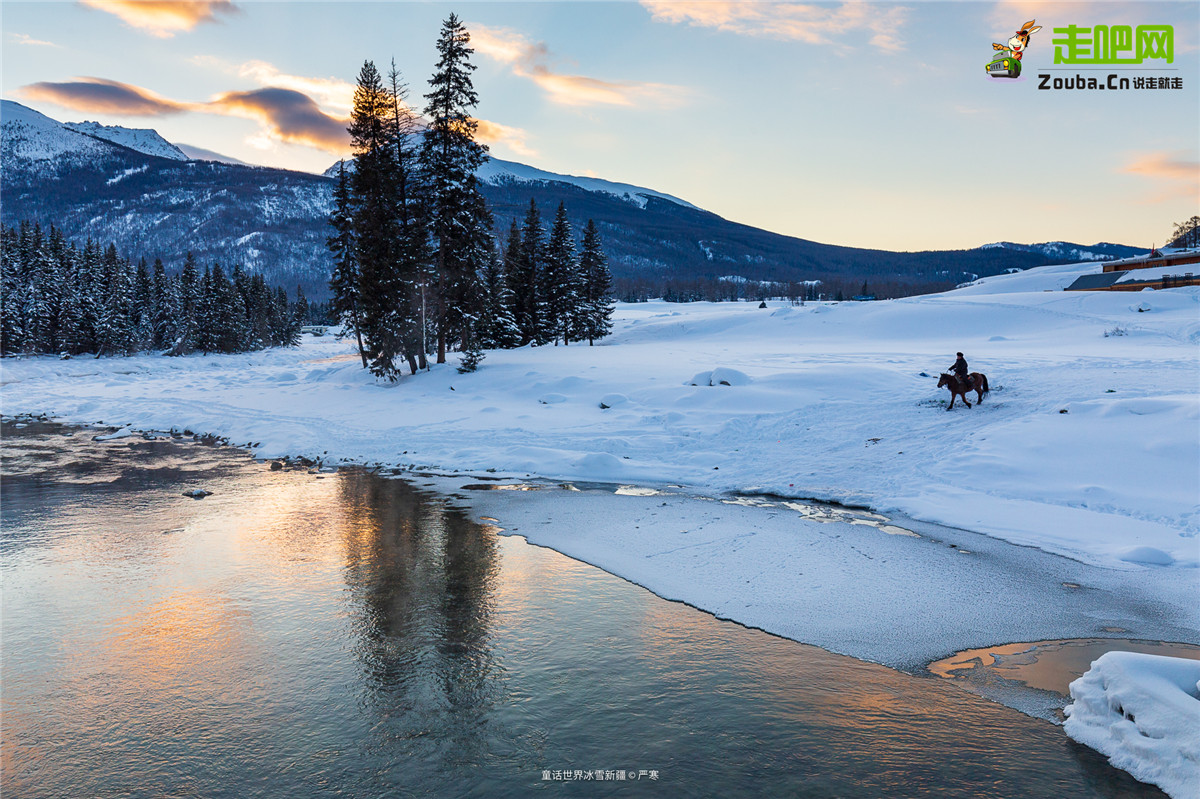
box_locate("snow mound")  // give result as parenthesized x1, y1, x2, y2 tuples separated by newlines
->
(687, 367, 753, 387)
(1064, 652, 1200, 799)
(599, 393, 629, 409)
(1119, 546, 1175, 566)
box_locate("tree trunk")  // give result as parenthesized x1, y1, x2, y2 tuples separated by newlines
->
(406, 353, 418, 375)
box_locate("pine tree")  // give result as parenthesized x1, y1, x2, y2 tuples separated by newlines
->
(0, 224, 22, 354)
(539, 202, 579, 346)
(97, 244, 135, 356)
(386, 59, 430, 375)
(578, 219, 613, 345)
(327, 159, 368, 367)
(133, 257, 153, 348)
(350, 59, 408, 379)
(512, 199, 544, 344)
(421, 13, 490, 364)
(478, 245, 520, 348)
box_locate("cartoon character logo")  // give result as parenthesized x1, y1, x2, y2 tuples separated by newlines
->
(986, 19, 1042, 78)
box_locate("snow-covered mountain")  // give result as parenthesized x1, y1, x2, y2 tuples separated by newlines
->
(0, 100, 118, 164)
(979, 240, 1144, 262)
(63, 119, 187, 161)
(323, 154, 697, 212)
(4, 99, 1130, 300)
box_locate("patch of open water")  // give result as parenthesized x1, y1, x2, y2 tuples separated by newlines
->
(0, 420, 1176, 797)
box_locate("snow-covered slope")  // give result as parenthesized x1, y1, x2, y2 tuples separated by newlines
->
(174, 142, 250, 165)
(476, 156, 700, 211)
(323, 153, 699, 211)
(64, 120, 187, 161)
(979, 241, 1143, 263)
(0, 99, 118, 163)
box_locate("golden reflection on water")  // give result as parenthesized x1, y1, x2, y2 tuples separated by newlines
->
(929, 639, 1200, 696)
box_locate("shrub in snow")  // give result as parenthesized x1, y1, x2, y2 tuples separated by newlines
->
(1064, 652, 1200, 799)
(1105, 326, 1128, 338)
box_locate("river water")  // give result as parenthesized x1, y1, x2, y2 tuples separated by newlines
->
(0, 420, 1172, 798)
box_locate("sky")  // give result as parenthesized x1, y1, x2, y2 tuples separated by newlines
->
(2, 1, 1197, 251)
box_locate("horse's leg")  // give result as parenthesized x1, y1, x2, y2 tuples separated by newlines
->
(947, 391, 957, 410)
(964, 395, 972, 408)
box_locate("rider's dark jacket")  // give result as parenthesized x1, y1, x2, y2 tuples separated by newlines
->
(951, 357, 969, 379)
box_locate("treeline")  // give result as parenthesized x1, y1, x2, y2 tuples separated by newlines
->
(0, 221, 307, 357)
(329, 15, 612, 378)
(613, 275, 956, 303)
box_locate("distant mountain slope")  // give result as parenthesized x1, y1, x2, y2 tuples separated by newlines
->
(980, 241, 1144, 262)
(175, 143, 252, 165)
(63, 119, 187, 161)
(1, 100, 119, 165)
(2, 100, 1127, 300)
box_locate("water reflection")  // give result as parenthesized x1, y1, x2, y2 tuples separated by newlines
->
(1, 420, 1172, 798)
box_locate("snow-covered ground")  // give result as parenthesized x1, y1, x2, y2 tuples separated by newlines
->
(4, 268, 1196, 571)
(1065, 652, 1200, 799)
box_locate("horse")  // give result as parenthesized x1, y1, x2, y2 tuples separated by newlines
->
(937, 372, 989, 410)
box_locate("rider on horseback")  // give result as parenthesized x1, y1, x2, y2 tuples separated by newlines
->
(950, 352, 973, 390)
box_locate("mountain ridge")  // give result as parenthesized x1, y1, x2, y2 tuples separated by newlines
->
(1, 100, 1137, 299)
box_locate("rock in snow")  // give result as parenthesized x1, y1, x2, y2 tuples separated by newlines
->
(1064, 652, 1200, 799)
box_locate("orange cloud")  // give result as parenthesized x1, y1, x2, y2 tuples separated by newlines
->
(1121, 151, 1200, 202)
(472, 25, 687, 107)
(208, 88, 350, 154)
(233, 61, 356, 116)
(473, 118, 536, 157)
(18, 77, 189, 115)
(641, 1, 909, 52)
(80, 0, 238, 38)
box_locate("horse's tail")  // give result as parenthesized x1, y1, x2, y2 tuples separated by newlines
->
(978, 374, 990, 394)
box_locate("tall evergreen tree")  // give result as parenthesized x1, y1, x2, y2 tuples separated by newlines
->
(577, 219, 613, 345)
(478, 244, 520, 349)
(538, 202, 579, 346)
(386, 59, 429, 374)
(421, 13, 490, 363)
(511, 198, 544, 344)
(326, 159, 368, 367)
(349, 59, 408, 379)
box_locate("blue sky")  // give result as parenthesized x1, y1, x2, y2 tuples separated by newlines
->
(3, 1, 1197, 251)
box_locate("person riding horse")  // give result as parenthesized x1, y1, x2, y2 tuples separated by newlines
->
(950, 352, 973, 391)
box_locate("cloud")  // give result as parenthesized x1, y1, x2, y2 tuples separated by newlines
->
(8, 32, 60, 47)
(1121, 151, 1200, 202)
(18, 77, 188, 115)
(80, 0, 238, 38)
(472, 25, 687, 107)
(473, 118, 536, 157)
(233, 61, 356, 116)
(641, 1, 909, 52)
(208, 88, 350, 154)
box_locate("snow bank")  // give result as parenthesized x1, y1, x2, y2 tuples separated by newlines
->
(1064, 652, 1200, 799)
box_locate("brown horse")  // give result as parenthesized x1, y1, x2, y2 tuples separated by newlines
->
(937, 372, 989, 410)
